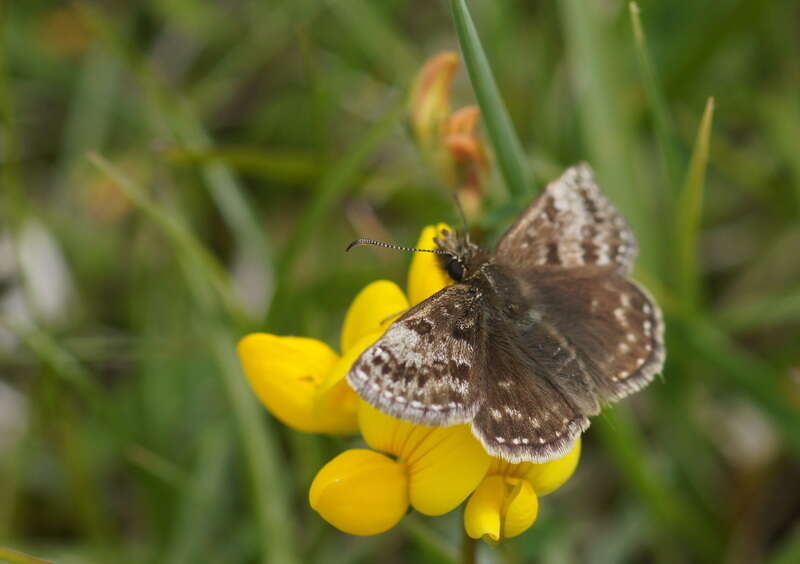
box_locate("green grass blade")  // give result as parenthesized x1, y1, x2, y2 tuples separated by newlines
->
(171, 102, 275, 320)
(628, 2, 680, 193)
(674, 97, 714, 306)
(760, 94, 800, 216)
(450, 0, 532, 198)
(770, 525, 800, 564)
(680, 317, 800, 454)
(595, 408, 722, 562)
(558, 0, 659, 275)
(329, 0, 418, 82)
(162, 428, 230, 564)
(716, 288, 800, 332)
(87, 153, 246, 323)
(275, 92, 407, 283)
(208, 327, 301, 564)
(0, 547, 55, 564)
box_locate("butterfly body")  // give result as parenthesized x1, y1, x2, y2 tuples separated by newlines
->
(348, 164, 664, 463)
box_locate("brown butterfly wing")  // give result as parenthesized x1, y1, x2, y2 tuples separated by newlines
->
(348, 284, 483, 426)
(496, 163, 638, 274)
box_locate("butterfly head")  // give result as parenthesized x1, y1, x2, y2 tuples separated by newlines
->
(434, 228, 487, 282)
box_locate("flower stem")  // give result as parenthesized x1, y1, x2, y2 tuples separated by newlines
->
(461, 533, 477, 564)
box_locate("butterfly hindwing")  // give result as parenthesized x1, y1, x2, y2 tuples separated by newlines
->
(521, 268, 665, 403)
(470, 321, 590, 463)
(496, 163, 638, 273)
(348, 284, 483, 426)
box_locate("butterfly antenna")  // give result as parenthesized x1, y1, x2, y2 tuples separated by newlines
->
(346, 238, 448, 255)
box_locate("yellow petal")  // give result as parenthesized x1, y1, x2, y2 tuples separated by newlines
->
(309, 449, 409, 536)
(320, 331, 383, 393)
(311, 377, 360, 435)
(501, 478, 539, 539)
(340, 280, 409, 353)
(237, 333, 339, 433)
(358, 402, 490, 515)
(406, 424, 491, 515)
(313, 332, 385, 434)
(524, 438, 581, 496)
(464, 476, 539, 542)
(358, 400, 420, 454)
(407, 223, 454, 306)
(464, 475, 504, 541)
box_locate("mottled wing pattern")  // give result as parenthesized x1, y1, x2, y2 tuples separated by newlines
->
(496, 163, 638, 273)
(471, 334, 590, 463)
(528, 268, 665, 403)
(471, 269, 664, 462)
(347, 284, 483, 426)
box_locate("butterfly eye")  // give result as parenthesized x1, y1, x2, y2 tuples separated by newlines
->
(445, 257, 465, 281)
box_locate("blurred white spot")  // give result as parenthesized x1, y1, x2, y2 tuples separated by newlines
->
(0, 220, 73, 348)
(230, 247, 273, 320)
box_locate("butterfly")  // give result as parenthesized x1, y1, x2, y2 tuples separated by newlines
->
(347, 163, 665, 463)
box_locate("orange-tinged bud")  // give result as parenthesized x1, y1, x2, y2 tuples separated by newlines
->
(409, 52, 459, 152)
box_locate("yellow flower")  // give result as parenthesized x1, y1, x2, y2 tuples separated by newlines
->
(407, 222, 453, 305)
(237, 279, 408, 434)
(464, 440, 581, 543)
(309, 402, 491, 535)
(237, 222, 453, 433)
(308, 224, 495, 535)
(240, 222, 582, 541)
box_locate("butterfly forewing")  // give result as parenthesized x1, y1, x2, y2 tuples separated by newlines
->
(496, 163, 638, 273)
(347, 284, 483, 426)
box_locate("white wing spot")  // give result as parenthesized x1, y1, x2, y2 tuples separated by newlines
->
(490, 408, 503, 421)
(618, 343, 630, 354)
(495, 437, 506, 444)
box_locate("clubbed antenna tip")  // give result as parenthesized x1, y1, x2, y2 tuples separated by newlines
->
(345, 238, 448, 255)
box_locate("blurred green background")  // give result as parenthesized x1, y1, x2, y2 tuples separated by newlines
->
(2, 0, 799, 563)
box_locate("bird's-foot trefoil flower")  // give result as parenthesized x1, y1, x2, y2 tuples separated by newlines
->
(237, 223, 582, 541)
(238, 280, 408, 435)
(310, 402, 491, 535)
(465, 440, 581, 543)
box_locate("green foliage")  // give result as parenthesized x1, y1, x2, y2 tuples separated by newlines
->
(1, 0, 799, 562)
